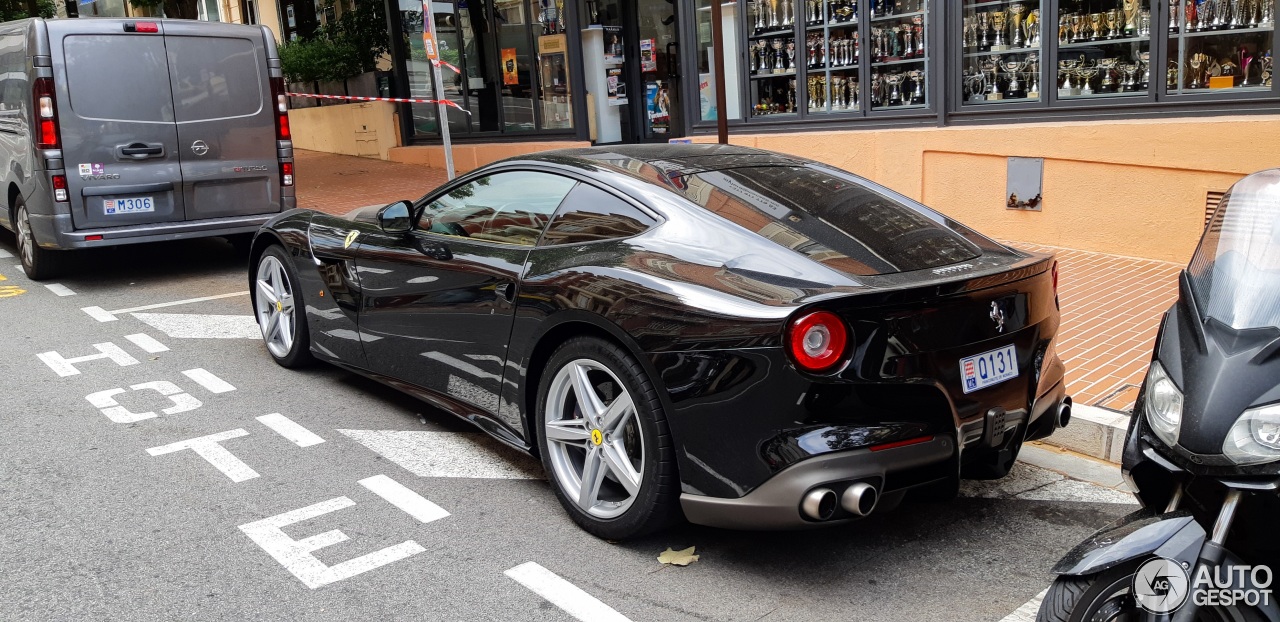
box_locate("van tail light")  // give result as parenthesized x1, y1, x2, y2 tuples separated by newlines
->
(280, 161, 294, 187)
(270, 77, 290, 141)
(787, 310, 850, 374)
(125, 22, 159, 32)
(33, 77, 60, 149)
(51, 174, 67, 202)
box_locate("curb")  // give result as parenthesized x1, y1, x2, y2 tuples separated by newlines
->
(1040, 403, 1132, 464)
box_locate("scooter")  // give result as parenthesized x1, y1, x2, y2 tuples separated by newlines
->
(1038, 169, 1280, 622)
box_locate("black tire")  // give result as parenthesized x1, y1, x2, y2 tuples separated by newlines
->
(14, 198, 66, 280)
(536, 336, 681, 540)
(252, 244, 314, 368)
(1037, 560, 1262, 622)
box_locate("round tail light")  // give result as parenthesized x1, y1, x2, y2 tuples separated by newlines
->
(788, 310, 849, 373)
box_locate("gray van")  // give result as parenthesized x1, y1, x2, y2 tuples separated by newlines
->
(0, 18, 295, 279)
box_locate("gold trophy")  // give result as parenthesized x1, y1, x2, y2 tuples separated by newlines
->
(1122, 0, 1141, 35)
(1071, 14, 1087, 41)
(1105, 9, 1121, 38)
(1089, 13, 1104, 40)
(991, 10, 1009, 50)
(1009, 4, 1028, 48)
(1025, 9, 1040, 47)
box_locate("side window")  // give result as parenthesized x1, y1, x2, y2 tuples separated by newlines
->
(539, 184, 657, 246)
(417, 171, 577, 246)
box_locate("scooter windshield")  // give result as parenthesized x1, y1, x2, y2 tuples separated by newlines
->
(1186, 169, 1280, 331)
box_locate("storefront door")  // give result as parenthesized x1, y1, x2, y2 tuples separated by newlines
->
(590, 0, 682, 143)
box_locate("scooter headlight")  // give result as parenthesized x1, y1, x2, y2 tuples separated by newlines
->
(1143, 361, 1183, 447)
(1223, 404, 1280, 465)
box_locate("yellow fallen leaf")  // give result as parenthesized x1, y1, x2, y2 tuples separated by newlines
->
(657, 546, 699, 566)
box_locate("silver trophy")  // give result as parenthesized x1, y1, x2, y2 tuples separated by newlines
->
(886, 73, 905, 105)
(984, 55, 1004, 99)
(1026, 52, 1040, 97)
(1139, 51, 1152, 88)
(772, 38, 785, 72)
(913, 16, 925, 56)
(1078, 65, 1099, 94)
(908, 69, 925, 104)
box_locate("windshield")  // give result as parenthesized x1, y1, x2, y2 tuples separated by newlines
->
(1187, 169, 1280, 330)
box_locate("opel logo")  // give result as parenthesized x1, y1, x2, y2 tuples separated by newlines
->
(990, 301, 1006, 333)
(191, 140, 209, 156)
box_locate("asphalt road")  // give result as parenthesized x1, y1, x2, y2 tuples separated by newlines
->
(0, 235, 1138, 622)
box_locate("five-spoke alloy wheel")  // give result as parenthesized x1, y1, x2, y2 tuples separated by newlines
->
(537, 336, 679, 540)
(253, 245, 312, 367)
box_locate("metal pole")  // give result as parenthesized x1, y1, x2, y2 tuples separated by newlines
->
(710, 0, 729, 144)
(422, 1, 456, 180)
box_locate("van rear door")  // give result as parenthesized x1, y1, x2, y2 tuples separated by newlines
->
(49, 20, 186, 230)
(162, 21, 280, 221)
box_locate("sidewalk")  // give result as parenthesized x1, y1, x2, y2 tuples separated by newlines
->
(293, 150, 1181, 419)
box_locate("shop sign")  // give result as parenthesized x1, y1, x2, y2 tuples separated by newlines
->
(607, 67, 627, 105)
(502, 48, 519, 85)
(640, 38, 658, 72)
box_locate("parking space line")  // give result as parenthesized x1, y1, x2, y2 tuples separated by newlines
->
(0, 249, 11, 258)
(181, 368, 236, 393)
(124, 333, 169, 354)
(999, 589, 1047, 622)
(112, 291, 249, 314)
(43, 283, 75, 296)
(358, 475, 450, 523)
(505, 562, 634, 622)
(257, 413, 325, 447)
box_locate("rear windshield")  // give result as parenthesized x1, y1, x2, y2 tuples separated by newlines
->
(63, 35, 173, 122)
(678, 166, 981, 276)
(167, 37, 263, 122)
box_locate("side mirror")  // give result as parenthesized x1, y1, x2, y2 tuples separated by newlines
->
(377, 200, 413, 234)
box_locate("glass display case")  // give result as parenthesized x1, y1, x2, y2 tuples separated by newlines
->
(869, 0, 930, 110)
(1167, 0, 1273, 94)
(750, 0, 800, 116)
(1055, 0, 1154, 99)
(961, 0, 1045, 104)
(806, 0, 861, 113)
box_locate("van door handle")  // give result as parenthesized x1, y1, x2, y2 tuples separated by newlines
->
(119, 143, 164, 159)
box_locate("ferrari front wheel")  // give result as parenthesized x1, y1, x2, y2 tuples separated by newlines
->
(537, 336, 680, 540)
(253, 245, 313, 368)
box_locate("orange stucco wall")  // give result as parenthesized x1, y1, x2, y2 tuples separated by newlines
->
(388, 141, 590, 174)
(691, 115, 1280, 263)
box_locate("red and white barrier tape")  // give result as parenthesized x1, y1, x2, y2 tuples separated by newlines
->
(432, 58, 462, 75)
(286, 92, 469, 113)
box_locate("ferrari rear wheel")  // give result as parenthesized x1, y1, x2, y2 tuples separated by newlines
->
(254, 245, 313, 368)
(537, 336, 680, 540)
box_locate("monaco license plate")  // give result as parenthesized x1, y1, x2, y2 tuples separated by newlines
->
(960, 345, 1019, 394)
(104, 196, 154, 215)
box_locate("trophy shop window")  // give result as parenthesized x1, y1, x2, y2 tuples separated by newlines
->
(806, 1, 862, 114)
(869, 0, 930, 111)
(1054, 0, 1155, 100)
(1166, 0, 1274, 95)
(961, 1, 1045, 105)
(401, 0, 576, 140)
(749, 0, 801, 117)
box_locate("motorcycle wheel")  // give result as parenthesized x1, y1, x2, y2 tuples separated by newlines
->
(1036, 559, 1263, 622)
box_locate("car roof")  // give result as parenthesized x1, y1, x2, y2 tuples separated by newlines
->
(518, 144, 811, 181)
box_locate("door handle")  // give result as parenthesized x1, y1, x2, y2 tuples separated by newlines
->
(495, 282, 517, 302)
(119, 143, 165, 159)
(667, 42, 680, 79)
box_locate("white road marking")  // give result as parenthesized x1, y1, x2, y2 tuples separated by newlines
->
(1000, 589, 1047, 622)
(257, 413, 325, 447)
(37, 342, 139, 377)
(124, 333, 169, 354)
(132, 312, 260, 339)
(238, 496, 426, 589)
(81, 306, 118, 322)
(337, 430, 543, 480)
(358, 475, 450, 523)
(146, 429, 258, 482)
(182, 368, 236, 393)
(87, 381, 201, 423)
(43, 283, 75, 296)
(505, 562, 634, 622)
(110, 291, 249, 314)
(0, 249, 11, 258)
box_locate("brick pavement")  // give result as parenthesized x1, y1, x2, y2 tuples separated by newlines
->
(293, 150, 1183, 415)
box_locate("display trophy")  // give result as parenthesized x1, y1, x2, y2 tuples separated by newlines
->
(1261, 53, 1273, 86)
(964, 16, 976, 48)
(1122, 0, 1141, 35)
(1167, 60, 1181, 89)
(978, 12, 992, 49)
(991, 11, 1009, 50)
(1139, 8, 1152, 35)
(788, 78, 797, 112)
(965, 70, 986, 101)
(772, 38, 786, 72)
(886, 73, 905, 106)
(1026, 9, 1040, 46)
(1071, 14, 1088, 41)
(1119, 62, 1139, 91)
(1059, 58, 1082, 95)
(1003, 58, 1027, 97)
(782, 0, 794, 27)
(1139, 51, 1152, 88)
(768, 0, 780, 29)
(1170, 0, 1180, 31)
(1106, 9, 1121, 38)
(913, 16, 925, 56)
(870, 72, 883, 107)
(1077, 65, 1099, 94)
(1189, 52, 1206, 87)
(1098, 58, 1119, 92)
(1087, 13, 1103, 40)
(1009, 4, 1028, 48)
(1265, 0, 1275, 26)
(908, 69, 925, 104)
(984, 56, 1004, 99)
(901, 25, 914, 58)
(831, 76, 844, 110)
(787, 40, 797, 71)
(1026, 52, 1040, 97)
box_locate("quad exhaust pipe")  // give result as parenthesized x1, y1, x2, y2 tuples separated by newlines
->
(1056, 397, 1073, 429)
(802, 483, 879, 521)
